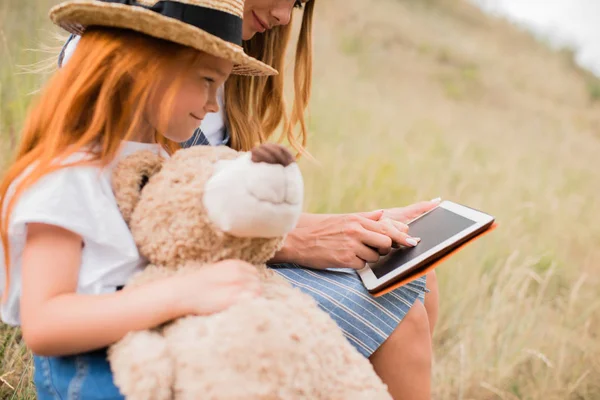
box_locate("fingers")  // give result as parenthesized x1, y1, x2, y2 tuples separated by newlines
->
(236, 290, 260, 302)
(235, 283, 262, 304)
(216, 260, 260, 285)
(395, 198, 441, 223)
(392, 231, 421, 248)
(346, 255, 370, 270)
(224, 261, 261, 301)
(354, 244, 381, 265)
(359, 216, 420, 248)
(357, 209, 385, 221)
(251, 143, 295, 166)
(238, 279, 262, 300)
(390, 219, 409, 233)
(358, 228, 393, 253)
(385, 219, 420, 247)
(381, 218, 421, 247)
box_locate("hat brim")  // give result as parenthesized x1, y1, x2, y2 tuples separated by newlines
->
(49, 1, 278, 77)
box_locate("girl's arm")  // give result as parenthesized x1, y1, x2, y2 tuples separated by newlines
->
(20, 223, 260, 357)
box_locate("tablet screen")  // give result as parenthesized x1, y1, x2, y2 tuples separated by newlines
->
(371, 207, 476, 279)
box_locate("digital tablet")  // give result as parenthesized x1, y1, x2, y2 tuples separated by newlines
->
(358, 200, 495, 294)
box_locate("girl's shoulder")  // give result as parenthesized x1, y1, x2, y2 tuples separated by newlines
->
(15, 141, 165, 202)
(7, 142, 167, 235)
(21, 152, 109, 197)
(7, 152, 115, 237)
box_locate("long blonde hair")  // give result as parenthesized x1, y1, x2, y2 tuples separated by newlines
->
(0, 28, 203, 296)
(225, 0, 315, 155)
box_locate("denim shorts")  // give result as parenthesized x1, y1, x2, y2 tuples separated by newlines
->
(33, 348, 124, 400)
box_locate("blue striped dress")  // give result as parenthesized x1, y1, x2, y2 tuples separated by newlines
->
(183, 128, 429, 358)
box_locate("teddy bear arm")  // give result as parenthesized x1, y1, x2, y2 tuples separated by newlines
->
(108, 329, 174, 400)
(107, 265, 182, 399)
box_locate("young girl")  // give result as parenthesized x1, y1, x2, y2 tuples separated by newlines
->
(0, 0, 276, 398)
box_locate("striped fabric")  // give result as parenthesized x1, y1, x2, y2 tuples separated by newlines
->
(269, 264, 427, 357)
(181, 127, 429, 358)
(181, 127, 230, 147)
(58, 33, 76, 68)
(182, 128, 211, 147)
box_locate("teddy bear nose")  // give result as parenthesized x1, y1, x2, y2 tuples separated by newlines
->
(251, 143, 295, 167)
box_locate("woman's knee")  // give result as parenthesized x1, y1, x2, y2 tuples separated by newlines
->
(379, 301, 432, 369)
(380, 301, 431, 356)
(398, 300, 431, 342)
(369, 301, 432, 399)
(424, 271, 439, 336)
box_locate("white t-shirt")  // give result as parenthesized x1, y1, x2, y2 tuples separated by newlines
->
(0, 141, 169, 326)
(201, 86, 227, 146)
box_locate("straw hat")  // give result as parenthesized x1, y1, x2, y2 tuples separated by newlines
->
(49, 0, 277, 76)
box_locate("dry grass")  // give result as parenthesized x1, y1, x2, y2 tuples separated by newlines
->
(1, 1, 62, 398)
(0, 0, 61, 172)
(2, 0, 600, 399)
(302, 0, 600, 398)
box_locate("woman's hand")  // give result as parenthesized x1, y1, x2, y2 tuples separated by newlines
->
(373, 198, 441, 225)
(273, 198, 441, 270)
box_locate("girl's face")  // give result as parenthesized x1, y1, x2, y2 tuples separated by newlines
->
(152, 53, 233, 143)
(242, 0, 308, 40)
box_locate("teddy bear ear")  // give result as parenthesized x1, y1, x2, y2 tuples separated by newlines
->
(112, 150, 164, 225)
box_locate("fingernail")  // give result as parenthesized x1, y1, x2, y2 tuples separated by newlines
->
(406, 238, 420, 247)
(430, 197, 442, 204)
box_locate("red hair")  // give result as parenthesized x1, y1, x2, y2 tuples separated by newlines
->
(1, 27, 203, 299)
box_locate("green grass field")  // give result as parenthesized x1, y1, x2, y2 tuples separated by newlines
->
(2, 0, 600, 399)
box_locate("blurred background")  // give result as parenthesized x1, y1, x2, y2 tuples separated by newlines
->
(1, 0, 599, 399)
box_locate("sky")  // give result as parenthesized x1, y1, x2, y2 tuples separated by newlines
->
(472, 0, 600, 76)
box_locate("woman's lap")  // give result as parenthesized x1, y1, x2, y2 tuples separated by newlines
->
(33, 349, 124, 400)
(268, 263, 428, 358)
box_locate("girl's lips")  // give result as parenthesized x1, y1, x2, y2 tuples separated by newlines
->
(252, 11, 268, 32)
(190, 113, 203, 121)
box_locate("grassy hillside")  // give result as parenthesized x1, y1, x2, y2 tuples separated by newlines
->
(2, 0, 600, 398)
(0, 0, 61, 172)
(302, 0, 600, 398)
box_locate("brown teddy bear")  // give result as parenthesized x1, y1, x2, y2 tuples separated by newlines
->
(107, 143, 392, 400)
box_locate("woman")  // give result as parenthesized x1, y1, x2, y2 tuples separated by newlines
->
(60, 1, 439, 398)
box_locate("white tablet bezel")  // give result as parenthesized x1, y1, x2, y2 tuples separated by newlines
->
(358, 200, 494, 292)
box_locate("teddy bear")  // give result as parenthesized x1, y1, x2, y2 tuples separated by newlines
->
(107, 143, 392, 400)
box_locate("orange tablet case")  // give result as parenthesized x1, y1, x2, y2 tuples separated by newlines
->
(371, 222, 498, 297)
